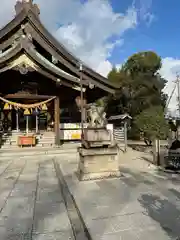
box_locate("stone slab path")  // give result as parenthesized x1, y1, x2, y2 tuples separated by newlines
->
(1, 149, 180, 240)
(57, 151, 180, 240)
(0, 157, 75, 240)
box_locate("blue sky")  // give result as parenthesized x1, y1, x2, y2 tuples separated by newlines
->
(1, 0, 178, 74)
(109, 0, 180, 64)
(0, 0, 179, 112)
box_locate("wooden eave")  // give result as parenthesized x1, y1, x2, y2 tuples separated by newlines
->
(26, 12, 118, 90)
(4, 93, 55, 100)
(0, 38, 115, 94)
(0, 41, 84, 88)
(0, 7, 118, 94)
(23, 23, 115, 93)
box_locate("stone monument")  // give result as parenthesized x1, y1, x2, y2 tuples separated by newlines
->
(77, 103, 120, 181)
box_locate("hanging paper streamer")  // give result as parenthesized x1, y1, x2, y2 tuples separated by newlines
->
(24, 109, 30, 115)
(41, 104, 48, 111)
(4, 103, 10, 110)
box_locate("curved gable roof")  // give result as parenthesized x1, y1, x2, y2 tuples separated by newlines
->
(0, 1, 119, 93)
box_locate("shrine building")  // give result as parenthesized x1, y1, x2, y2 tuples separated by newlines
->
(0, 0, 118, 147)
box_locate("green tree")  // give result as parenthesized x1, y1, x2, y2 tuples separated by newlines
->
(106, 51, 168, 139)
(121, 52, 167, 116)
(134, 106, 168, 141)
(107, 51, 167, 115)
(122, 51, 162, 75)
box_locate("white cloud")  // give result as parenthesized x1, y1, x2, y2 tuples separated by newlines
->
(50, 0, 137, 73)
(160, 57, 180, 113)
(0, 0, 153, 77)
(96, 60, 113, 77)
(133, 0, 155, 26)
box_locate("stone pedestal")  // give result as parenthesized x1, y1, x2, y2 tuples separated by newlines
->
(82, 128, 113, 148)
(77, 146, 120, 181)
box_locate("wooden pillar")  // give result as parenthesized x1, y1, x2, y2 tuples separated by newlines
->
(54, 96, 60, 146)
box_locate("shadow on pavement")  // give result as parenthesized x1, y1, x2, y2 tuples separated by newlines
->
(138, 193, 180, 239)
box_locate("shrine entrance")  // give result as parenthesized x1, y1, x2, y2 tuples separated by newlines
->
(0, 95, 55, 134)
(11, 108, 49, 132)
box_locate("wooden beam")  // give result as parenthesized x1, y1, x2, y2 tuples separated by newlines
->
(4, 94, 55, 100)
(0, 29, 23, 51)
(54, 96, 60, 146)
(23, 42, 82, 85)
(0, 43, 21, 64)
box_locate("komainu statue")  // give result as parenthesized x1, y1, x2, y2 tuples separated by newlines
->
(86, 103, 107, 128)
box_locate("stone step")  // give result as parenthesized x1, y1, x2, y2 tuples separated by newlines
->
(2, 143, 17, 146)
(1, 142, 55, 148)
(38, 138, 55, 141)
(1, 145, 20, 150)
(2, 136, 55, 141)
(3, 134, 55, 137)
(2, 135, 55, 141)
(2, 132, 55, 136)
(2, 141, 55, 146)
(37, 139, 55, 142)
(1, 132, 57, 148)
(1, 142, 56, 149)
(38, 139, 55, 142)
(37, 143, 55, 146)
(2, 139, 17, 142)
(2, 137, 55, 141)
(0, 145, 78, 158)
(3, 134, 55, 138)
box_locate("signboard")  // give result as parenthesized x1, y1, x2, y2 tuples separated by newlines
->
(60, 129, 82, 140)
(59, 123, 113, 140)
(60, 123, 89, 129)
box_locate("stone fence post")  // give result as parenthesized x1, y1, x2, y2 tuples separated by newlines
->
(153, 139, 160, 166)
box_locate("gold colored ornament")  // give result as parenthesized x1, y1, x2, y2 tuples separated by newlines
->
(4, 103, 10, 110)
(24, 109, 30, 115)
(41, 104, 48, 111)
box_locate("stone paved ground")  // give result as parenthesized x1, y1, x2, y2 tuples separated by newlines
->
(57, 150, 180, 240)
(1, 149, 180, 240)
(0, 156, 74, 240)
